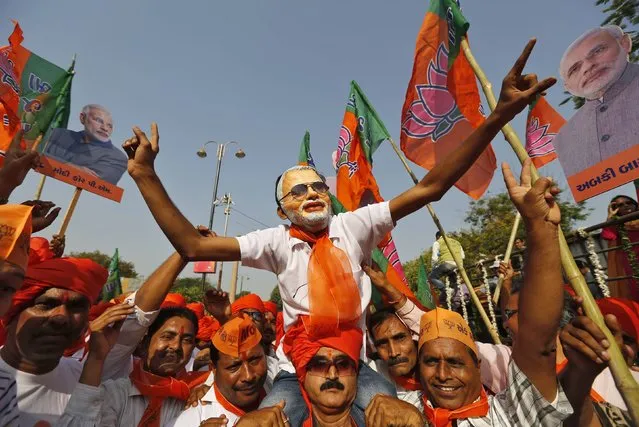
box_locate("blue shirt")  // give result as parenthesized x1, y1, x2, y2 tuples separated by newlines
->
(42, 129, 127, 185)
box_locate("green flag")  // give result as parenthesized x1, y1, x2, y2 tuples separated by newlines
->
(101, 249, 122, 302)
(297, 130, 315, 167)
(417, 256, 435, 309)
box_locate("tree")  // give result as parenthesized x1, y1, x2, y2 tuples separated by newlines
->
(562, 0, 639, 108)
(69, 250, 138, 278)
(270, 286, 282, 310)
(171, 277, 214, 303)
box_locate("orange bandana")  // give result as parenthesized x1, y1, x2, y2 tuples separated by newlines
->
(186, 302, 205, 320)
(289, 225, 361, 338)
(212, 315, 262, 357)
(0, 204, 33, 271)
(161, 293, 186, 308)
(423, 389, 489, 427)
(392, 372, 422, 391)
(231, 293, 265, 315)
(129, 359, 191, 427)
(418, 308, 478, 356)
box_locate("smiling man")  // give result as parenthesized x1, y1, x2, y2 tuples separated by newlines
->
(123, 39, 554, 426)
(175, 315, 269, 426)
(43, 104, 128, 185)
(555, 25, 639, 177)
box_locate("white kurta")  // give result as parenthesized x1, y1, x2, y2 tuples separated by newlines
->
(173, 385, 241, 427)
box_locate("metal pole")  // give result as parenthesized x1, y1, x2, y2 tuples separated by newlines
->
(217, 193, 232, 289)
(229, 261, 240, 303)
(240, 276, 244, 293)
(202, 144, 225, 288)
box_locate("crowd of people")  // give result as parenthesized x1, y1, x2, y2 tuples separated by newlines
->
(0, 40, 638, 427)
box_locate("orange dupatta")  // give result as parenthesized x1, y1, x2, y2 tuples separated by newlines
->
(393, 372, 422, 391)
(289, 225, 361, 337)
(129, 360, 191, 427)
(423, 389, 490, 427)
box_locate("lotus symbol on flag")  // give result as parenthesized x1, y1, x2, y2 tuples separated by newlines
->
(402, 43, 464, 141)
(526, 117, 556, 158)
(336, 125, 359, 178)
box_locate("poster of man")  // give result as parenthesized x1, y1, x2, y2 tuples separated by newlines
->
(554, 25, 639, 201)
(41, 104, 127, 185)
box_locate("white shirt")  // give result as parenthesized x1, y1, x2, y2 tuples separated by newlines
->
(174, 385, 241, 427)
(56, 379, 185, 427)
(237, 202, 394, 372)
(2, 291, 158, 426)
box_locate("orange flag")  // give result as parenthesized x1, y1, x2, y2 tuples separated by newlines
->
(525, 96, 565, 168)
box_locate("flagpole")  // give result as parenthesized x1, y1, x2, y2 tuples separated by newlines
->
(387, 136, 501, 344)
(57, 188, 82, 236)
(461, 37, 639, 423)
(31, 134, 46, 200)
(493, 212, 521, 303)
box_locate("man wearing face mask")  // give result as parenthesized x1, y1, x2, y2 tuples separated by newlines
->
(43, 104, 128, 185)
(555, 25, 639, 177)
(58, 306, 203, 427)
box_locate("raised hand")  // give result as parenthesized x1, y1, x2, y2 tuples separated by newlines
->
(21, 200, 61, 232)
(494, 39, 557, 122)
(122, 123, 159, 179)
(362, 264, 405, 307)
(200, 415, 229, 426)
(185, 382, 212, 408)
(502, 159, 560, 226)
(0, 130, 40, 199)
(365, 395, 425, 427)
(498, 260, 514, 281)
(88, 303, 135, 360)
(204, 289, 232, 324)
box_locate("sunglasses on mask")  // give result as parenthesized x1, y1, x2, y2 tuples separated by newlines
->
(278, 181, 329, 202)
(305, 355, 357, 377)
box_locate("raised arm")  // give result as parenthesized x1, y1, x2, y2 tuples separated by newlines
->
(122, 123, 241, 261)
(504, 159, 563, 401)
(134, 252, 188, 312)
(389, 39, 556, 223)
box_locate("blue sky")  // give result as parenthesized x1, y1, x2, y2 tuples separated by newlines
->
(4, 0, 631, 299)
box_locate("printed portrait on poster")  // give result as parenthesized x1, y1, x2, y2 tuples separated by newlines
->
(41, 104, 127, 185)
(554, 25, 639, 201)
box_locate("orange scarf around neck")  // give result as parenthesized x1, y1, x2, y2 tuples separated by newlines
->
(289, 225, 361, 337)
(393, 371, 422, 391)
(129, 359, 191, 427)
(423, 388, 490, 427)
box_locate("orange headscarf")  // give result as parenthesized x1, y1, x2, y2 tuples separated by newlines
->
(0, 204, 33, 271)
(597, 297, 639, 340)
(288, 226, 362, 338)
(161, 293, 186, 308)
(186, 302, 205, 320)
(263, 301, 279, 317)
(2, 257, 107, 327)
(283, 316, 363, 427)
(231, 293, 265, 315)
(196, 316, 220, 342)
(212, 315, 263, 357)
(28, 236, 55, 266)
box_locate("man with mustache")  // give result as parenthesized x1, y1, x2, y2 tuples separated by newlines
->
(555, 25, 639, 177)
(175, 315, 271, 426)
(58, 305, 201, 427)
(123, 39, 554, 425)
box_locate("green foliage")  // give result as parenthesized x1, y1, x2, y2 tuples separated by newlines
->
(562, 0, 639, 108)
(171, 277, 211, 303)
(69, 250, 138, 278)
(403, 252, 432, 293)
(270, 286, 283, 310)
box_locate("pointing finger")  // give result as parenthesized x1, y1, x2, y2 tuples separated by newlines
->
(509, 38, 537, 77)
(519, 158, 532, 188)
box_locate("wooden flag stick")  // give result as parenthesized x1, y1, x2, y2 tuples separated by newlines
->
(30, 134, 47, 200)
(461, 37, 639, 423)
(493, 212, 521, 303)
(57, 188, 82, 236)
(387, 136, 501, 344)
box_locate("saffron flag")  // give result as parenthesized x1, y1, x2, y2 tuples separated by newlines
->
(101, 249, 122, 302)
(400, 0, 495, 200)
(525, 96, 565, 168)
(0, 21, 74, 154)
(417, 256, 436, 310)
(298, 130, 315, 167)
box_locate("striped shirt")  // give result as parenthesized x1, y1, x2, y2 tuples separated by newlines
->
(424, 361, 572, 426)
(0, 369, 18, 427)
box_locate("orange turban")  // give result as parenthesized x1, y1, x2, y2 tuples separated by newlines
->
(212, 315, 262, 357)
(197, 316, 220, 342)
(187, 302, 205, 320)
(263, 301, 279, 317)
(597, 298, 639, 340)
(0, 204, 32, 271)
(418, 308, 478, 356)
(161, 293, 186, 308)
(231, 293, 265, 315)
(2, 257, 107, 326)
(283, 318, 363, 427)
(28, 237, 55, 266)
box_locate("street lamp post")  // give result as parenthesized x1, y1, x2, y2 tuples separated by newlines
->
(197, 141, 245, 289)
